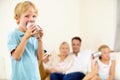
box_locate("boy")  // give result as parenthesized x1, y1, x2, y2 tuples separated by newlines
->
(7, 1, 43, 80)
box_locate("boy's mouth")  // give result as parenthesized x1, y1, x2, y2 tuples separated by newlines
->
(26, 22, 35, 29)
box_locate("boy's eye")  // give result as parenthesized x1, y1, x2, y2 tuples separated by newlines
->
(25, 15, 29, 18)
(24, 15, 37, 18)
(33, 15, 36, 18)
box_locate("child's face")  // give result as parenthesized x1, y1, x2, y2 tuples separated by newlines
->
(101, 48, 110, 60)
(18, 8, 37, 29)
(60, 44, 69, 56)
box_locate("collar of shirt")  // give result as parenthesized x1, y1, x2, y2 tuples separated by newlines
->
(15, 28, 25, 37)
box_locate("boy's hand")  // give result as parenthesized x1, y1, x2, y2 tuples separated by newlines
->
(36, 30, 43, 40)
(35, 27, 43, 40)
(25, 25, 37, 39)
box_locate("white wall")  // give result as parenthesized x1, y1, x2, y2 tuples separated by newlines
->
(37, 0, 81, 52)
(0, 0, 117, 79)
(79, 0, 117, 51)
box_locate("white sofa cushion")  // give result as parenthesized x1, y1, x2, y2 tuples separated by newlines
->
(110, 52, 120, 80)
(0, 56, 6, 79)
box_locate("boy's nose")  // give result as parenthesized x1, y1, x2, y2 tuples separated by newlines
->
(29, 17, 35, 22)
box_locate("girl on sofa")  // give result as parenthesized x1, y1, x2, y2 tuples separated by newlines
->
(83, 45, 115, 80)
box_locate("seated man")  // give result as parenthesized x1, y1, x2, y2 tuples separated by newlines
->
(63, 36, 91, 80)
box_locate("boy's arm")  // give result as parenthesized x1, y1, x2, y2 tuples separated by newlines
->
(37, 39, 44, 63)
(106, 60, 116, 80)
(37, 30, 44, 64)
(11, 26, 36, 61)
(12, 36, 28, 61)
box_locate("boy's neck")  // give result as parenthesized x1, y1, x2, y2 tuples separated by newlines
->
(18, 26, 26, 33)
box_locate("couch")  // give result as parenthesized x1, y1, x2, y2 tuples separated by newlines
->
(40, 52, 120, 80)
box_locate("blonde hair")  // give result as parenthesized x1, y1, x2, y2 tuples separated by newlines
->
(59, 42, 69, 49)
(14, 1, 38, 24)
(98, 44, 110, 51)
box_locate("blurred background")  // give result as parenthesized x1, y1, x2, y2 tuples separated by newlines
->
(0, 0, 117, 79)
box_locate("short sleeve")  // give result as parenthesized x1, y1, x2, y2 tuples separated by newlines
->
(7, 32, 18, 54)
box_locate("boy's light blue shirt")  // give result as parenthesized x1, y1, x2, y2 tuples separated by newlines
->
(7, 28, 40, 80)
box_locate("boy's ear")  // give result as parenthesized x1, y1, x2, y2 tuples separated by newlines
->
(14, 16, 18, 20)
(14, 16, 20, 24)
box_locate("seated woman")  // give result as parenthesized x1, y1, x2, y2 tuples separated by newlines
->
(43, 41, 73, 80)
(83, 45, 116, 80)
